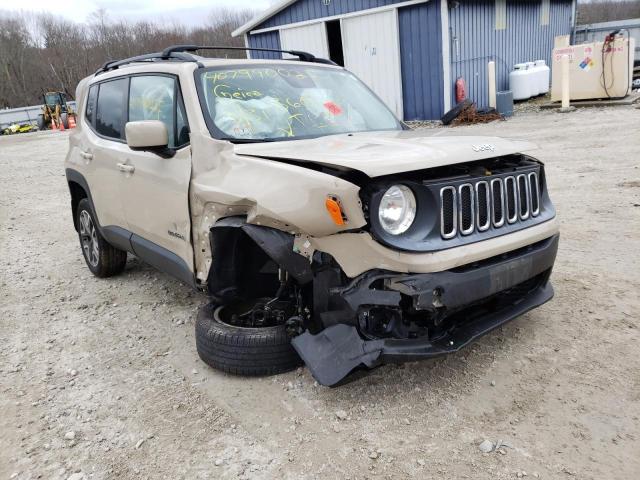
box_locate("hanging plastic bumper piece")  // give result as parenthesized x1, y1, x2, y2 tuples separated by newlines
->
(292, 234, 559, 386)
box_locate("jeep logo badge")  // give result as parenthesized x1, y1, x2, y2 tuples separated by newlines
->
(472, 144, 496, 152)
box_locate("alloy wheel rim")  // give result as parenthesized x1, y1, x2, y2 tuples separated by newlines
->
(79, 210, 99, 267)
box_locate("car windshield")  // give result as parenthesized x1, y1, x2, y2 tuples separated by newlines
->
(196, 64, 402, 142)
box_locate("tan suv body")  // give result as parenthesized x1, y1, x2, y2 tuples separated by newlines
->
(66, 46, 559, 386)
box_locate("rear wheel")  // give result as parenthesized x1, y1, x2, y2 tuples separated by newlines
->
(60, 113, 69, 129)
(37, 114, 46, 130)
(195, 300, 302, 376)
(76, 198, 127, 277)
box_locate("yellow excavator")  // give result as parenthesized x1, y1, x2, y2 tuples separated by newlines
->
(37, 91, 75, 130)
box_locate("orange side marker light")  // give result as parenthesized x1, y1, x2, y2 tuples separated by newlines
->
(325, 197, 345, 226)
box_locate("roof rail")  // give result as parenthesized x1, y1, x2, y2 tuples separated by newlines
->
(94, 51, 201, 76)
(159, 45, 336, 65)
(94, 44, 337, 76)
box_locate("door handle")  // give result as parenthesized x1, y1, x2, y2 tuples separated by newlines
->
(80, 151, 93, 160)
(116, 163, 135, 174)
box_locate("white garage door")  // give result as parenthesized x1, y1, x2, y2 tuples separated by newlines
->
(280, 23, 329, 59)
(342, 10, 403, 118)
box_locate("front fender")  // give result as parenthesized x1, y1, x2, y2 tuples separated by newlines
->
(189, 133, 367, 284)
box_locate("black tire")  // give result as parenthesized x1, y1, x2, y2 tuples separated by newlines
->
(195, 302, 302, 376)
(37, 114, 46, 131)
(60, 113, 69, 129)
(76, 198, 127, 277)
(441, 99, 473, 125)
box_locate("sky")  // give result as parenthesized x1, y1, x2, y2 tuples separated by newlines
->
(1, 0, 273, 26)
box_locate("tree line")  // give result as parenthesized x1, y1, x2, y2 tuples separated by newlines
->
(0, 8, 253, 109)
(2, 2, 638, 109)
(577, 0, 640, 25)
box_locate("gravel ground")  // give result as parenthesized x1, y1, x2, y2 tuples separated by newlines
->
(1, 105, 639, 480)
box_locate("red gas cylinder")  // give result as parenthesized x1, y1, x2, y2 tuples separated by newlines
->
(455, 77, 466, 103)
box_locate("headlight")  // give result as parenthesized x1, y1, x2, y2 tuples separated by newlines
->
(378, 185, 416, 235)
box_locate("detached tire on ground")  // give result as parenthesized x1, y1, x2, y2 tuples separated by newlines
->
(441, 99, 473, 125)
(195, 302, 302, 376)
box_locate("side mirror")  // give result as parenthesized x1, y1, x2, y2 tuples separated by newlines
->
(125, 120, 174, 158)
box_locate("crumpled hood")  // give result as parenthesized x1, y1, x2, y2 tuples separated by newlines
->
(233, 130, 538, 177)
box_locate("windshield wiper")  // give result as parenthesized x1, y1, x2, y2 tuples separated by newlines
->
(218, 137, 280, 144)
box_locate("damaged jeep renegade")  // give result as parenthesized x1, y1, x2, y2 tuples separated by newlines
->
(65, 46, 559, 386)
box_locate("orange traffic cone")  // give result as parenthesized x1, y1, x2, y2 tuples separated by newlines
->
(68, 116, 76, 128)
(59, 119, 65, 131)
(51, 119, 57, 130)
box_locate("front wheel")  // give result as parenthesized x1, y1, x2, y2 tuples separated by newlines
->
(76, 198, 127, 277)
(195, 301, 302, 376)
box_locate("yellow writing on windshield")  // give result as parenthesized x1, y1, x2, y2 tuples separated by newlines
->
(202, 67, 356, 139)
(203, 68, 308, 84)
(213, 84, 263, 100)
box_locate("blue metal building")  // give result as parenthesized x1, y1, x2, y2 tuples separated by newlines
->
(233, 0, 576, 121)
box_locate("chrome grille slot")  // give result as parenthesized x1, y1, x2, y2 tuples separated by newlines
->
(505, 176, 518, 224)
(491, 178, 505, 227)
(438, 168, 542, 240)
(517, 174, 530, 220)
(528, 172, 540, 216)
(476, 181, 490, 231)
(440, 186, 457, 239)
(458, 184, 474, 235)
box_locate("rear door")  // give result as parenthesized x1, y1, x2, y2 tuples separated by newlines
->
(82, 78, 130, 240)
(118, 74, 194, 284)
(341, 10, 404, 118)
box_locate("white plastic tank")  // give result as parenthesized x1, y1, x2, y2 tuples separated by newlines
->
(526, 61, 540, 96)
(509, 64, 530, 100)
(535, 59, 550, 94)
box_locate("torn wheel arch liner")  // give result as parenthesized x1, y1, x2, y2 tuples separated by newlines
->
(206, 216, 313, 300)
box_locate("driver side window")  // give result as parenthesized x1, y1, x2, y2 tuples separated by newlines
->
(128, 75, 189, 149)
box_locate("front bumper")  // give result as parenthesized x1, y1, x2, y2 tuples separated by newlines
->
(311, 217, 559, 278)
(292, 234, 559, 386)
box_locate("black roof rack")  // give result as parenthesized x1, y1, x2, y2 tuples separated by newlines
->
(94, 44, 336, 76)
(94, 51, 201, 76)
(160, 45, 336, 65)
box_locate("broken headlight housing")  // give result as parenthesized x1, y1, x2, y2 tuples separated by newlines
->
(377, 184, 416, 235)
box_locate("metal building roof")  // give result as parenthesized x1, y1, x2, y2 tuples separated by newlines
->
(232, 0, 300, 37)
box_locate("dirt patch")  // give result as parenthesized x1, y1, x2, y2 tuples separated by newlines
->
(618, 180, 640, 188)
(1, 105, 640, 479)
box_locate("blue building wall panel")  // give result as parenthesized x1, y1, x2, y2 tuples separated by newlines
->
(399, 1, 444, 120)
(255, 0, 410, 30)
(247, 30, 282, 59)
(449, 0, 572, 109)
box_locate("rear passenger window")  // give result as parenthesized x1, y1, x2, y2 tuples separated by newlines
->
(96, 78, 127, 140)
(85, 85, 98, 126)
(128, 75, 189, 149)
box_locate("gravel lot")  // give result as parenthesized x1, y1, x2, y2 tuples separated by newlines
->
(1, 105, 639, 480)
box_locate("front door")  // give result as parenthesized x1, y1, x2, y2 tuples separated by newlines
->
(341, 10, 404, 118)
(118, 74, 194, 284)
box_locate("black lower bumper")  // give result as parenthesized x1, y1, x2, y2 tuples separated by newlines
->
(292, 234, 559, 386)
